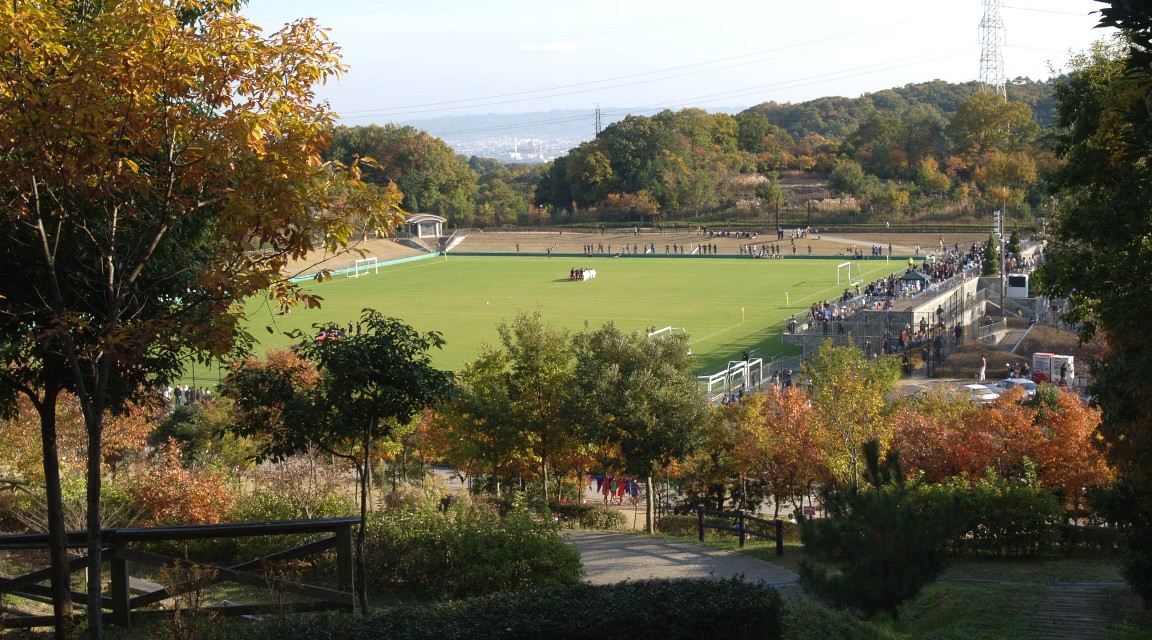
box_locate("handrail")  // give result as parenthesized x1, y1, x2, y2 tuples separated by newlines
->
(696, 507, 784, 556)
(0, 517, 358, 629)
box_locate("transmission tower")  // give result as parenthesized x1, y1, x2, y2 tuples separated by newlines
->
(978, 0, 1006, 98)
(595, 104, 602, 137)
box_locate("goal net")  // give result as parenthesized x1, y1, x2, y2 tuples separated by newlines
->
(350, 256, 378, 278)
(836, 261, 862, 286)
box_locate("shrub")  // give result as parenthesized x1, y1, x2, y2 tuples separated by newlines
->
(549, 502, 625, 530)
(1059, 524, 1123, 555)
(225, 490, 356, 559)
(916, 473, 1064, 557)
(782, 598, 891, 640)
(380, 476, 453, 512)
(232, 578, 783, 640)
(364, 499, 582, 598)
(657, 514, 699, 537)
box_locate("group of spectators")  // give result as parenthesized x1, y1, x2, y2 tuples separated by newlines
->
(740, 243, 795, 258)
(697, 226, 757, 240)
(163, 384, 212, 407)
(850, 244, 891, 259)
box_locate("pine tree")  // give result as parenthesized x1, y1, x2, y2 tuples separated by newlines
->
(797, 440, 956, 620)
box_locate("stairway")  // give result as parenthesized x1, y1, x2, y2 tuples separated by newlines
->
(1029, 585, 1127, 640)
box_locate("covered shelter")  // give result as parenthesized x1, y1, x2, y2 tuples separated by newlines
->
(404, 213, 445, 239)
(899, 270, 931, 285)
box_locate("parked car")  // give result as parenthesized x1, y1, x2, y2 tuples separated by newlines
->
(961, 383, 1000, 403)
(989, 378, 1038, 397)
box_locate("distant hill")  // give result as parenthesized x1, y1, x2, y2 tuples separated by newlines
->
(745, 79, 1057, 142)
(393, 79, 1057, 162)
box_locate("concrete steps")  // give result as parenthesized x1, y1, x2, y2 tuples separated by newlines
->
(1029, 585, 1127, 640)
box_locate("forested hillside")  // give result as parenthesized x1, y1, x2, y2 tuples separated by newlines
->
(327, 78, 1059, 228)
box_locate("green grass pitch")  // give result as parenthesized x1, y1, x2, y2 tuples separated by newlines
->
(242, 255, 901, 375)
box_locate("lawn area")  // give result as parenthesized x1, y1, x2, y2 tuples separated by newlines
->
(242, 255, 900, 374)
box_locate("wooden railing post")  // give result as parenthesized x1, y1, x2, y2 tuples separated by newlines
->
(738, 511, 746, 548)
(108, 536, 131, 627)
(335, 524, 354, 595)
(775, 519, 784, 557)
(697, 507, 704, 542)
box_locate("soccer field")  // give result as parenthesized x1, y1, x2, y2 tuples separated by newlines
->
(244, 255, 901, 374)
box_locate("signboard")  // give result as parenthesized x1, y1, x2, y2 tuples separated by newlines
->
(802, 506, 816, 516)
(1051, 355, 1075, 386)
(1032, 353, 1054, 383)
(1007, 274, 1030, 299)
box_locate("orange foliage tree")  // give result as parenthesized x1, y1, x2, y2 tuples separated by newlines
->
(891, 388, 973, 481)
(726, 388, 828, 517)
(127, 442, 235, 526)
(950, 388, 1043, 481)
(1030, 387, 1112, 511)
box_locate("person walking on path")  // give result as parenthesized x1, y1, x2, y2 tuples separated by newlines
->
(979, 354, 987, 381)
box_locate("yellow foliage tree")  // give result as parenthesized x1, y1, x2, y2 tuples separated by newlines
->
(802, 341, 901, 486)
(0, 2, 404, 635)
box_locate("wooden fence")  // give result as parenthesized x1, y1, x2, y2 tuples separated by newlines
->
(696, 507, 784, 556)
(0, 517, 358, 629)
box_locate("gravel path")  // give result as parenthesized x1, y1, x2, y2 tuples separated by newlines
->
(565, 530, 799, 589)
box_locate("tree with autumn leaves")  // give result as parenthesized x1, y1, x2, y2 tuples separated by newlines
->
(891, 385, 1112, 511)
(0, 1, 405, 636)
(676, 345, 1108, 527)
(720, 387, 828, 518)
(803, 340, 902, 487)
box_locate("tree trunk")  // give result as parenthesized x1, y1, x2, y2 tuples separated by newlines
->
(355, 428, 371, 614)
(38, 390, 75, 639)
(645, 475, 655, 534)
(540, 437, 549, 506)
(85, 408, 105, 640)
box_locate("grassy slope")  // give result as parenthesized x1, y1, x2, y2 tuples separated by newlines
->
(245, 255, 900, 374)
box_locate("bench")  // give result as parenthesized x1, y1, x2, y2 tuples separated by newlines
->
(128, 577, 164, 596)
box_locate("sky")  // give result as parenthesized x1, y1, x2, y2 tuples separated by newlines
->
(240, 0, 1116, 124)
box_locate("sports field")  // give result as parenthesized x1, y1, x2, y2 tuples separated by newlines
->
(244, 254, 903, 374)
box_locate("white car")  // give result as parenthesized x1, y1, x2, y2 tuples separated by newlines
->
(989, 378, 1038, 397)
(961, 383, 1000, 403)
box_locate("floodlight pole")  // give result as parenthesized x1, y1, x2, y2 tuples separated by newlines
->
(996, 210, 1005, 321)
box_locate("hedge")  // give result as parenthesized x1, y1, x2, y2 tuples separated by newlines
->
(549, 501, 626, 530)
(232, 578, 784, 640)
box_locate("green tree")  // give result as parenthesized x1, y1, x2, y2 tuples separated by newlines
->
(755, 173, 788, 217)
(568, 323, 709, 533)
(802, 341, 901, 486)
(847, 115, 905, 178)
(871, 183, 911, 216)
(1008, 226, 1022, 255)
(475, 177, 530, 227)
(914, 156, 952, 195)
(947, 92, 1040, 157)
(223, 310, 450, 612)
(983, 232, 1000, 276)
(0, 3, 400, 636)
(827, 158, 873, 199)
(1038, 18, 1152, 605)
(798, 440, 956, 620)
(448, 312, 574, 504)
(330, 124, 477, 224)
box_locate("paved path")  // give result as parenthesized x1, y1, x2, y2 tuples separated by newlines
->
(564, 530, 799, 589)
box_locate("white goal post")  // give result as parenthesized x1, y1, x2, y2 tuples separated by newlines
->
(350, 256, 379, 278)
(836, 261, 862, 286)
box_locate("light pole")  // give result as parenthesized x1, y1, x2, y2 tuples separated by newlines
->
(994, 210, 1004, 318)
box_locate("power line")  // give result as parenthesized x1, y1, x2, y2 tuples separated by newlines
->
(337, 12, 962, 119)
